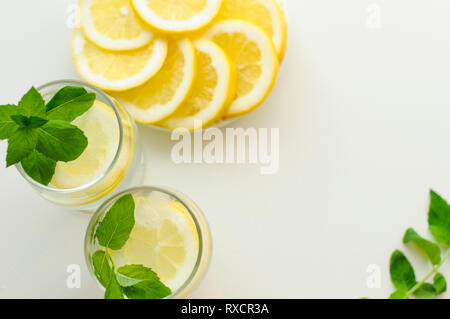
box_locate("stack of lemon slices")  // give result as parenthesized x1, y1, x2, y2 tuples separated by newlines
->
(72, 0, 287, 130)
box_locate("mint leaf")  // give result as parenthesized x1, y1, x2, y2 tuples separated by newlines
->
(0, 105, 19, 139)
(18, 87, 46, 117)
(10, 115, 48, 128)
(46, 86, 95, 122)
(96, 194, 135, 250)
(122, 280, 172, 299)
(92, 250, 124, 299)
(92, 250, 114, 287)
(10, 115, 29, 126)
(433, 272, 447, 294)
(428, 190, 450, 247)
(21, 150, 56, 185)
(118, 265, 172, 299)
(116, 264, 169, 288)
(28, 117, 48, 128)
(105, 273, 124, 299)
(413, 284, 436, 299)
(46, 86, 87, 111)
(413, 273, 446, 299)
(389, 289, 407, 299)
(36, 120, 87, 162)
(390, 250, 416, 291)
(116, 265, 147, 287)
(403, 228, 441, 265)
(6, 127, 38, 167)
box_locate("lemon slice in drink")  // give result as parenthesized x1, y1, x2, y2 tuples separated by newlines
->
(50, 101, 120, 189)
(111, 38, 196, 124)
(80, 0, 154, 51)
(114, 192, 199, 291)
(159, 38, 236, 130)
(215, 0, 288, 60)
(204, 20, 278, 117)
(71, 30, 168, 91)
(132, 0, 223, 33)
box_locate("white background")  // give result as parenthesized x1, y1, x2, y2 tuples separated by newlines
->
(1, 0, 450, 299)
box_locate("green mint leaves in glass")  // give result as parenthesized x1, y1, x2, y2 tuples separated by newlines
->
(92, 194, 172, 299)
(86, 186, 212, 299)
(0, 86, 95, 185)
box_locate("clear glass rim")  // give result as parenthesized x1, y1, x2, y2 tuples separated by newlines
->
(15, 79, 125, 194)
(84, 185, 211, 298)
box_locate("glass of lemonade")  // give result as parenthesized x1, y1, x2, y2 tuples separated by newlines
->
(85, 186, 211, 299)
(16, 80, 144, 211)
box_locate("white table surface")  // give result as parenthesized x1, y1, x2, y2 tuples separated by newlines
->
(1, 0, 450, 299)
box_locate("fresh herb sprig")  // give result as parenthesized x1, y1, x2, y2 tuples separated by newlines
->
(92, 194, 172, 299)
(383, 190, 450, 299)
(0, 86, 95, 185)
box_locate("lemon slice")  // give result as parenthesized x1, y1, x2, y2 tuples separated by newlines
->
(111, 38, 196, 124)
(204, 20, 278, 117)
(215, 0, 288, 60)
(132, 0, 223, 33)
(50, 101, 120, 189)
(116, 192, 199, 291)
(160, 38, 236, 130)
(71, 30, 168, 91)
(80, 0, 154, 51)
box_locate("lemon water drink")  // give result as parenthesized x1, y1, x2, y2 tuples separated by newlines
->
(16, 80, 144, 210)
(85, 186, 211, 298)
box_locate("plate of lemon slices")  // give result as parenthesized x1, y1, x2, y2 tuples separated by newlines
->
(72, 0, 288, 131)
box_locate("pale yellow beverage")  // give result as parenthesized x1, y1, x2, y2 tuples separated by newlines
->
(50, 100, 121, 189)
(16, 80, 144, 211)
(85, 186, 211, 298)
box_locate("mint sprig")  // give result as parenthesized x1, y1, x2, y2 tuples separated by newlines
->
(0, 86, 95, 185)
(376, 190, 450, 299)
(21, 151, 57, 186)
(96, 194, 135, 250)
(92, 250, 124, 300)
(92, 194, 172, 300)
(46, 86, 96, 122)
(118, 265, 172, 299)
